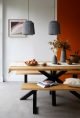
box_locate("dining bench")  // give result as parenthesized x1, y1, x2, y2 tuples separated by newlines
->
(21, 83, 80, 114)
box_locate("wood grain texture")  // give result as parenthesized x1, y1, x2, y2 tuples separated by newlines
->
(21, 83, 80, 91)
(9, 62, 80, 72)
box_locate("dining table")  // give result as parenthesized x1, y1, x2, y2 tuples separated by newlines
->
(8, 61, 80, 100)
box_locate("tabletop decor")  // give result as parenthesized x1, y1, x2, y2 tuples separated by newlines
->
(25, 59, 38, 66)
(69, 50, 80, 63)
(52, 54, 58, 64)
(49, 39, 71, 63)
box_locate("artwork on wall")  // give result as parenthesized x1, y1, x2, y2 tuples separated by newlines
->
(8, 19, 26, 37)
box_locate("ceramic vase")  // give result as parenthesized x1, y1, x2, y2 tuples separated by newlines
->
(52, 54, 57, 64)
(60, 48, 66, 62)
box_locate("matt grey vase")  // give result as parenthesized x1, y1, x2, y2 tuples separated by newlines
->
(52, 54, 57, 64)
(60, 48, 66, 62)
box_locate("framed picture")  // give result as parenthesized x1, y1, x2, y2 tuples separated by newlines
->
(8, 19, 26, 37)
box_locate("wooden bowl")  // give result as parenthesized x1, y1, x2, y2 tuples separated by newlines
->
(25, 60, 38, 66)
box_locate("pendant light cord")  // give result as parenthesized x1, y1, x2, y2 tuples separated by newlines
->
(28, 0, 29, 21)
(54, 0, 55, 20)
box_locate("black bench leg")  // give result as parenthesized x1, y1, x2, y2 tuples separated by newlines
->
(52, 91, 56, 106)
(20, 91, 33, 100)
(33, 90, 38, 114)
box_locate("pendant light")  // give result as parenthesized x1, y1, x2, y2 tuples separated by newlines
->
(23, 0, 35, 35)
(49, 0, 60, 35)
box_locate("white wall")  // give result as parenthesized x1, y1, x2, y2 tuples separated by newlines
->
(1, 0, 57, 81)
(0, 0, 3, 82)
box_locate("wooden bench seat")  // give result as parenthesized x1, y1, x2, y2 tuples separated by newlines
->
(22, 83, 80, 91)
(21, 83, 80, 114)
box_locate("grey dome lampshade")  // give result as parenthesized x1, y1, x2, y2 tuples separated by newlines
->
(23, 20, 35, 35)
(49, 21, 60, 35)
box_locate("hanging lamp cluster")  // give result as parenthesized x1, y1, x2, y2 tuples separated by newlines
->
(23, 0, 35, 35)
(23, 0, 60, 36)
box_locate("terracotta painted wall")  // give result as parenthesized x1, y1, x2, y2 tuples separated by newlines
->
(57, 0, 80, 80)
(57, 0, 80, 55)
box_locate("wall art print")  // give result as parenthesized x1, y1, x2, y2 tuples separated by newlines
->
(8, 19, 26, 37)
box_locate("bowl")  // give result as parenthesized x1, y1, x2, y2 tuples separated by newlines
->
(25, 59, 38, 66)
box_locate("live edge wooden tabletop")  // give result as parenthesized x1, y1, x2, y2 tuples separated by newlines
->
(9, 62, 80, 73)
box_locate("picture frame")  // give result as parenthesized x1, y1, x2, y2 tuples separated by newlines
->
(8, 19, 26, 37)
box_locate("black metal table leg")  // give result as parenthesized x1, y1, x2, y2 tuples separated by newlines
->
(24, 75, 27, 83)
(72, 74, 78, 78)
(33, 90, 38, 114)
(52, 91, 56, 106)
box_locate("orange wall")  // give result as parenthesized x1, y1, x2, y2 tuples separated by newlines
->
(57, 0, 80, 80)
(57, 0, 80, 55)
